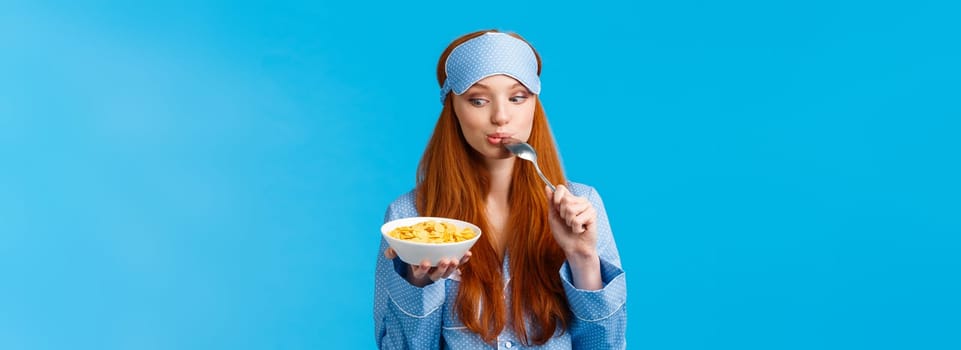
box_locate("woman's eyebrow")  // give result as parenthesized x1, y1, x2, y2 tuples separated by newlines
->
(469, 83, 491, 91)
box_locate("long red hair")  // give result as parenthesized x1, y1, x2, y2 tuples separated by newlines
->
(415, 30, 571, 346)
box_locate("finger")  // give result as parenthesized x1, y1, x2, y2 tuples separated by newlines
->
(583, 209, 597, 233)
(439, 259, 459, 279)
(558, 191, 587, 209)
(459, 251, 472, 265)
(409, 265, 426, 279)
(545, 186, 560, 221)
(553, 185, 568, 207)
(553, 187, 572, 226)
(584, 221, 596, 234)
(558, 199, 586, 226)
(383, 247, 397, 259)
(562, 200, 591, 227)
(581, 206, 598, 233)
(569, 213, 584, 234)
(411, 259, 432, 279)
(430, 259, 452, 281)
(571, 211, 591, 234)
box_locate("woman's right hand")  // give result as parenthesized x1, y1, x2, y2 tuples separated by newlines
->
(384, 248, 472, 288)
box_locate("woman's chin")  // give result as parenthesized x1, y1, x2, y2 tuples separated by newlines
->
(484, 148, 513, 160)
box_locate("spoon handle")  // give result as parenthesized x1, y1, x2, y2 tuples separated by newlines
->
(533, 164, 556, 192)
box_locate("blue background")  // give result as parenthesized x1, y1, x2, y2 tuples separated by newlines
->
(2, 1, 959, 349)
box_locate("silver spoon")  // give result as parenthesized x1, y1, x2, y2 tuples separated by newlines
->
(501, 137, 556, 192)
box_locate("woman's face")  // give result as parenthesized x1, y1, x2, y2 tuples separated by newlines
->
(452, 74, 537, 160)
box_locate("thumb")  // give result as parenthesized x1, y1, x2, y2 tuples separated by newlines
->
(545, 185, 558, 220)
(384, 247, 397, 259)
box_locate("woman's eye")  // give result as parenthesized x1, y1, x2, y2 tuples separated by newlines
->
(509, 95, 528, 103)
(469, 98, 488, 107)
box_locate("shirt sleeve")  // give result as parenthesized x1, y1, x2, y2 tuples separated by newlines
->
(558, 185, 628, 349)
(373, 193, 447, 349)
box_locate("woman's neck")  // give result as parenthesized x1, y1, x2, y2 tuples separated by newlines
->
(484, 157, 515, 256)
(485, 158, 515, 203)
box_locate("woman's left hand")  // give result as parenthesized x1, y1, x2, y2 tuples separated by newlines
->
(545, 184, 603, 290)
(545, 184, 598, 259)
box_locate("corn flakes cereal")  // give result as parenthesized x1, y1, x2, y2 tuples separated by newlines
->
(388, 220, 477, 243)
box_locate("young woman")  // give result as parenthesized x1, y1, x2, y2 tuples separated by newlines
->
(374, 29, 627, 349)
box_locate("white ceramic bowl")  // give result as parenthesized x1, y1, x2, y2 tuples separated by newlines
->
(381, 216, 482, 266)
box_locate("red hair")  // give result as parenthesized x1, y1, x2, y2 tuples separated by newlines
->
(416, 30, 571, 346)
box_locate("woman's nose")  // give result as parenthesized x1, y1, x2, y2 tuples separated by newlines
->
(490, 100, 510, 125)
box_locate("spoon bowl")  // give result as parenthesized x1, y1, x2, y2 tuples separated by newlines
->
(501, 137, 556, 192)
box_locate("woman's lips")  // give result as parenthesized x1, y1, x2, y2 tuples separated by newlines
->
(486, 133, 512, 145)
